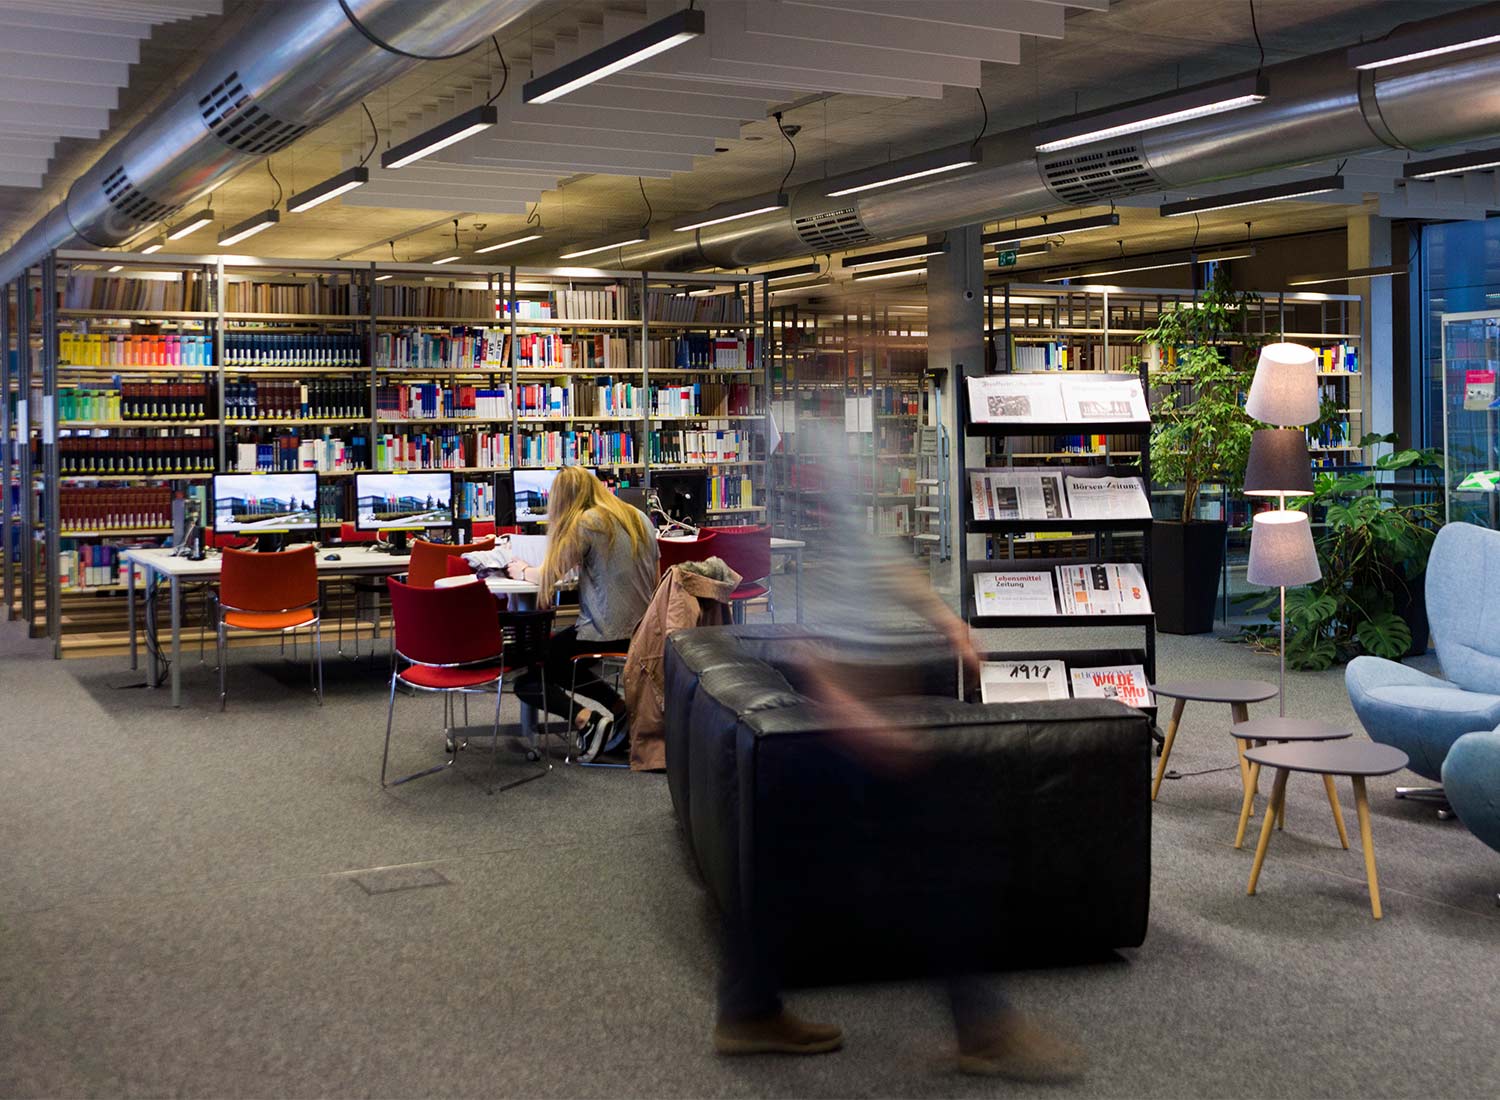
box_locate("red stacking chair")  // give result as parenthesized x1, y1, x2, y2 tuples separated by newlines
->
(407, 536, 495, 589)
(707, 524, 773, 623)
(381, 578, 549, 792)
(656, 529, 719, 578)
(216, 546, 322, 710)
(338, 521, 378, 544)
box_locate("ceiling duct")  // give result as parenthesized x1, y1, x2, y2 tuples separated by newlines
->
(0, 0, 545, 283)
(618, 2, 1500, 272)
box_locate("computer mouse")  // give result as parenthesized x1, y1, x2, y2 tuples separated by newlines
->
(324, 553, 342, 561)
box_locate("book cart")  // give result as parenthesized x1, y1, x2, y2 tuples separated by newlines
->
(957, 356, 1157, 723)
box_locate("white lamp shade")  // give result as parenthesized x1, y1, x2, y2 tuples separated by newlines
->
(1245, 342, 1319, 426)
(1246, 509, 1321, 587)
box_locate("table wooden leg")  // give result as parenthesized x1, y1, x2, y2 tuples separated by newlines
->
(1277, 789, 1286, 830)
(1323, 773, 1349, 849)
(1352, 776, 1382, 919)
(1230, 702, 1252, 793)
(1152, 698, 1186, 800)
(1235, 760, 1261, 849)
(1247, 768, 1289, 896)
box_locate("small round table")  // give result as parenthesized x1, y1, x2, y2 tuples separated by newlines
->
(1244, 741, 1409, 920)
(1150, 680, 1279, 801)
(1229, 718, 1353, 850)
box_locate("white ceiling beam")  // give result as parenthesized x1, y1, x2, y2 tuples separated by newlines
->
(0, 103, 109, 137)
(0, 169, 43, 187)
(466, 124, 717, 156)
(352, 181, 542, 203)
(461, 141, 699, 172)
(0, 50, 130, 86)
(342, 191, 529, 215)
(0, 133, 58, 157)
(466, 157, 676, 179)
(752, 0, 1021, 63)
(594, 72, 780, 105)
(0, 79, 119, 110)
(0, 25, 141, 63)
(514, 60, 758, 120)
(505, 95, 742, 140)
(362, 163, 560, 191)
(0, 7, 151, 37)
(789, 0, 1066, 37)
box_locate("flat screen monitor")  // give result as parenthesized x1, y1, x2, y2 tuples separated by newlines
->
(212, 472, 319, 534)
(651, 471, 708, 527)
(512, 467, 593, 524)
(354, 471, 454, 532)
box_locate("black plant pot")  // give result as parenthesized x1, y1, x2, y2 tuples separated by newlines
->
(1395, 577, 1430, 658)
(1151, 520, 1228, 635)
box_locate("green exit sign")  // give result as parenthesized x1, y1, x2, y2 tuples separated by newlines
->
(995, 249, 1018, 267)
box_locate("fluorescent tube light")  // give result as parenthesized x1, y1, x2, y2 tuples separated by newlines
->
(841, 241, 949, 270)
(827, 143, 981, 198)
(430, 254, 461, 265)
(375, 274, 394, 281)
(287, 167, 369, 212)
(760, 262, 820, 283)
(524, 8, 706, 105)
(1287, 265, 1407, 286)
(381, 105, 498, 170)
(769, 280, 830, 296)
(983, 213, 1120, 246)
(557, 235, 647, 259)
(852, 264, 927, 282)
(1403, 147, 1500, 179)
(474, 232, 544, 254)
(1042, 247, 1255, 282)
(672, 192, 788, 232)
(1347, 12, 1500, 70)
(1159, 175, 1344, 217)
(139, 240, 164, 255)
(217, 208, 280, 247)
(107, 265, 123, 273)
(1035, 74, 1268, 153)
(166, 208, 214, 240)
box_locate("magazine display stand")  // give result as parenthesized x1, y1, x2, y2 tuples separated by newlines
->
(958, 362, 1157, 716)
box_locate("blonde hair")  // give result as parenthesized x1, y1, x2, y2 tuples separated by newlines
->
(537, 466, 651, 606)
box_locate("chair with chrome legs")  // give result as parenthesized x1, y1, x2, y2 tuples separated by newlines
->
(382, 579, 550, 792)
(707, 524, 773, 624)
(216, 546, 323, 710)
(567, 650, 631, 768)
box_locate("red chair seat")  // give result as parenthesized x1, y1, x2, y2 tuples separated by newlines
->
(223, 608, 318, 631)
(730, 582, 770, 601)
(399, 664, 505, 690)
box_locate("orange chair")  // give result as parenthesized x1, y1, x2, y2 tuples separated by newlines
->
(338, 521, 379, 544)
(707, 524, 773, 623)
(470, 521, 522, 540)
(216, 546, 323, 710)
(407, 536, 496, 589)
(656, 529, 718, 578)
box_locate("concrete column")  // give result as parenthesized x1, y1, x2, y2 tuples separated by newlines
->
(1348, 214, 1394, 455)
(926, 225, 985, 595)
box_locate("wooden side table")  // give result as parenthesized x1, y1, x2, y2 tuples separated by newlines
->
(1244, 741, 1410, 919)
(1150, 680, 1279, 801)
(1230, 717, 1352, 849)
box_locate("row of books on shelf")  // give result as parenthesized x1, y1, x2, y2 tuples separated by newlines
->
(227, 333, 362, 368)
(376, 328, 500, 371)
(59, 487, 172, 531)
(646, 291, 747, 325)
(60, 435, 216, 476)
(59, 544, 143, 589)
(974, 564, 1151, 618)
(968, 374, 1149, 425)
(59, 383, 213, 422)
(993, 433, 1134, 457)
(978, 659, 1153, 708)
(223, 280, 361, 316)
(1308, 421, 1353, 449)
(225, 380, 365, 421)
(1149, 342, 1359, 374)
(649, 429, 748, 465)
(868, 504, 910, 537)
(60, 333, 213, 368)
(652, 382, 757, 417)
(969, 470, 1151, 522)
(1012, 341, 1136, 373)
(235, 436, 371, 473)
(646, 334, 751, 371)
(63, 274, 211, 313)
(515, 332, 632, 371)
(708, 475, 756, 511)
(516, 380, 642, 418)
(376, 384, 512, 420)
(521, 429, 639, 468)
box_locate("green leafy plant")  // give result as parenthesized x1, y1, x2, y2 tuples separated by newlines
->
(1239, 433, 1444, 670)
(1139, 267, 1267, 521)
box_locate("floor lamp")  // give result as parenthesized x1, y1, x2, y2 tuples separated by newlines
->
(1246, 510, 1322, 717)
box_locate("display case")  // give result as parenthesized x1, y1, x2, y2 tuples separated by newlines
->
(1440, 309, 1500, 527)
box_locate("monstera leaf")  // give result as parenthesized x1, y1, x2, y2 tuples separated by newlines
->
(1356, 611, 1413, 660)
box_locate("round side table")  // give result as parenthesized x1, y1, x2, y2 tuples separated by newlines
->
(1230, 718, 1352, 849)
(1244, 741, 1409, 920)
(1150, 680, 1279, 802)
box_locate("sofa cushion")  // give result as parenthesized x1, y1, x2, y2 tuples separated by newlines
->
(1367, 684, 1500, 718)
(1428, 524, 1500, 694)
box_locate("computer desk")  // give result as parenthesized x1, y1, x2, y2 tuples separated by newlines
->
(123, 545, 412, 707)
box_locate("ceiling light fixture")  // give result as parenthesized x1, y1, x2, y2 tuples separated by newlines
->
(557, 234, 648, 260)
(375, 274, 394, 282)
(1347, 12, 1500, 70)
(381, 105, 498, 170)
(1034, 74, 1268, 153)
(474, 232, 545, 254)
(1042, 247, 1256, 283)
(759, 262, 821, 283)
(769, 280, 831, 296)
(841, 241, 949, 270)
(430, 254, 461, 265)
(852, 263, 928, 282)
(139, 239, 165, 255)
(107, 264, 123, 273)
(217, 208, 280, 247)
(983, 212, 1120, 247)
(827, 143, 982, 198)
(1402, 147, 1500, 179)
(166, 208, 214, 240)
(523, 7, 706, 105)
(1159, 175, 1344, 217)
(287, 166, 369, 212)
(1286, 265, 1407, 286)
(672, 192, 789, 233)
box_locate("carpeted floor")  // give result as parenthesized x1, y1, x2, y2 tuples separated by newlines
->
(1, 599, 1498, 1099)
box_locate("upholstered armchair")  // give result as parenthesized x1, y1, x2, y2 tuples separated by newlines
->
(1346, 523, 1500, 812)
(1443, 729, 1500, 876)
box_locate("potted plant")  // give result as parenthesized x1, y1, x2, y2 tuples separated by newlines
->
(1139, 268, 1263, 633)
(1239, 434, 1444, 669)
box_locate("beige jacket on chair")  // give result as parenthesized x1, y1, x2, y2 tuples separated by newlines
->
(624, 559, 741, 771)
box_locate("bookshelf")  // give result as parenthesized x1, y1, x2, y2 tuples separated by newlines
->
(18, 251, 771, 655)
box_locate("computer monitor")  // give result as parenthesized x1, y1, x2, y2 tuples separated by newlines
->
(511, 467, 594, 525)
(354, 471, 454, 552)
(651, 471, 708, 527)
(212, 472, 319, 551)
(614, 486, 650, 515)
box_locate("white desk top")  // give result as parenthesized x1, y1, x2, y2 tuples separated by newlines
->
(124, 544, 412, 578)
(433, 574, 541, 595)
(658, 535, 805, 550)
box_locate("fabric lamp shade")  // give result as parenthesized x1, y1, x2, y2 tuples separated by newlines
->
(1244, 429, 1315, 496)
(1247, 510, 1321, 587)
(1246, 342, 1319, 425)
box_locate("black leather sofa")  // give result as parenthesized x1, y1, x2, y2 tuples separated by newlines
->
(663, 624, 1153, 985)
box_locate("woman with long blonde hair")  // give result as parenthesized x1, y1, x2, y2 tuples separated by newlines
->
(507, 466, 659, 759)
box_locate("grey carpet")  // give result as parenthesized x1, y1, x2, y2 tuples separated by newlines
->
(2, 592, 1499, 1099)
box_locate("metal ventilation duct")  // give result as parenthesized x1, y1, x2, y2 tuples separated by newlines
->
(0, 0, 544, 283)
(620, 3, 1500, 272)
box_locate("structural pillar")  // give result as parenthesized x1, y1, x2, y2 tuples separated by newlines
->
(927, 225, 985, 596)
(1348, 214, 1394, 456)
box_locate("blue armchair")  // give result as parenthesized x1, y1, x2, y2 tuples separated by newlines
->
(1444, 729, 1500, 866)
(1347, 523, 1500, 809)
